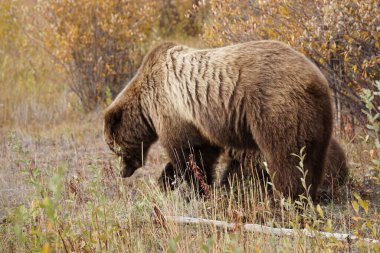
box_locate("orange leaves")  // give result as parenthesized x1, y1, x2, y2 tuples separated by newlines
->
(41, 0, 157, 63)
(204, 0, 380, 125)
(28, 0, 161, 111)
(28, 0, 207, 111)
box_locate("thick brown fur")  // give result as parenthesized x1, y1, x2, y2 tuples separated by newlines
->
(220, 137, 348, 198)
(319, 137, 349, 196)
(104, 40, 333, 200)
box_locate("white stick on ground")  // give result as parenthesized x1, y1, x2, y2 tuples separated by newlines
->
(164, 215, 380, 244)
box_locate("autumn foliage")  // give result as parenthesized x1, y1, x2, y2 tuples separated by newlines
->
(204, 0, 380, 128)
(35, 0, 159, 111)
(1, 0, 379, 127)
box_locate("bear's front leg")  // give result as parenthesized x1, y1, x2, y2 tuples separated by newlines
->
(159, 145, 222, 196)
(159, 162, 178, 191)
(220, 149, 272, 193)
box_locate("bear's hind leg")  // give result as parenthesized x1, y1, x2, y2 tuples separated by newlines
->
(221, 150, 272, 195)
(302, 141, 330, 200)
(263, 141, 329, 202)
(250, 127, 315, 201)
(220, 158, 244, 188)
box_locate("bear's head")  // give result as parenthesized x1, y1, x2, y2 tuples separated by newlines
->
(103, 42, 177, 177)
(103, 105, 144, 177)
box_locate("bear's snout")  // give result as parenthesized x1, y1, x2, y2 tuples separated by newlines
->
(120, 157, 140, 178)
(121, 165, 136, 178)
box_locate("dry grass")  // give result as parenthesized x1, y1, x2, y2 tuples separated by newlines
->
(0, 114, 379, 252)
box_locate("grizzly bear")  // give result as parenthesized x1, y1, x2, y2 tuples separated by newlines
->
(318, 137, 349, 196)
(104, 40, 333, 200)
(220, 137, 348, 198)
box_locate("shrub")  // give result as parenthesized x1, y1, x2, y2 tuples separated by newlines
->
(204, 0, 380, 129)
(32, 0, 159, 111)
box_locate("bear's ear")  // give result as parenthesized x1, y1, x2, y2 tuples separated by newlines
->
(104, 108, 123, 140)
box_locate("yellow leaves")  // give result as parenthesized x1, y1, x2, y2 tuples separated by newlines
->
(352, 192, 369, 215)
(326, 219, 333, 232)
(316, 204, 324, 218)
(360, 31, 370, 41)
(47, 221, 53, 231)
(352, 200, 360, 213)
(39, 0, 158, 64)
(68, 25, 79, 42)
(105, 64, 115, 75)
(343, 52, 350, 62)
(363, 70, 368, 79)
(360, 200, 369, 215)
(41, 243, 50, 253)
(42, 197, 52, 208)
(279, 6, 289, 16)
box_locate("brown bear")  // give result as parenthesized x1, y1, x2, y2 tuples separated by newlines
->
(318, 137, 349, 196)
(220, 137, 348, 198)
(103, 40, 333, 201)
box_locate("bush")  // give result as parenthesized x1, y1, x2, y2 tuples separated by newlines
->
(31, 0, 159, 111)
(0, 0, 72, 127)
(204, 0, 380, 129)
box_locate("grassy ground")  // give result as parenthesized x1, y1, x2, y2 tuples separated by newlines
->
(0, 112, 379, 252)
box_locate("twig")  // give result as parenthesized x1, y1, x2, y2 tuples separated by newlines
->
(57, 226, 69, 253)
(163, 215, 380, 245)
(187, 154, 211, 197)
(152, 206, 168, 233)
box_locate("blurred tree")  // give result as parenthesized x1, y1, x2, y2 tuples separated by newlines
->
(30, 0, 159, 111)
(159, 0, 180, 36)
(158, 0, 209, 37)
(0, 0, 69, 127)
(204, 0, 380, 133)
(183, 0, 209, 37)
(21, 0, 207, 112)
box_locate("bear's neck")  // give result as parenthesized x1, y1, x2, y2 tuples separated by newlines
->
(132, 92, 158, 146)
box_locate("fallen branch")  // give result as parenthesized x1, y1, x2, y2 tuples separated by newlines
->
(163, 215, 380, 245)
